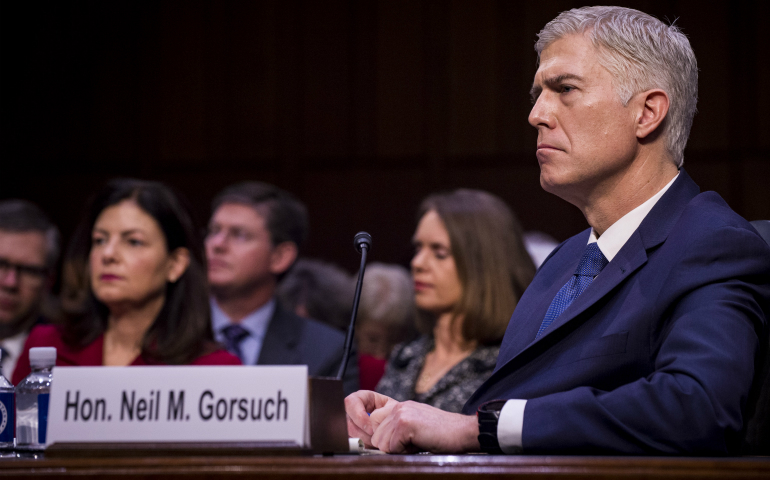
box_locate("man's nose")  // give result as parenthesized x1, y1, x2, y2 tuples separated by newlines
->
(0, 267, 20, 289)
(206, 231, 227, 250)
(528, 93, 554, 129)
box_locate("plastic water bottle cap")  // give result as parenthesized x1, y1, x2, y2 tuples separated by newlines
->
(29, 347, 57, 368)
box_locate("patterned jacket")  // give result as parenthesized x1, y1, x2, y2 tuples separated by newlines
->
(376, 335, 499, 413)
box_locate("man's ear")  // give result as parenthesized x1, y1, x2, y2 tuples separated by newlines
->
(635, 89, 670, 140)
(269, 241, 298, 276)
(166, 247, 191, 283)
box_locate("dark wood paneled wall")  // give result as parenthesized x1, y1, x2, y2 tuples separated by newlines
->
(2, 0, 768, 272)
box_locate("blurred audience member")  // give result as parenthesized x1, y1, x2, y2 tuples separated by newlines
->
(0, 200, 60, 379)
(523, 231, 560, 268)
(12, 179, 239, 384)
(206, 182, 358, 394)
(276, 258, 353, 332)
(356, 263, 417, 390)
(376, 189, 535, 413)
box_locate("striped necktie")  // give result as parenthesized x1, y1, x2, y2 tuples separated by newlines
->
(221, 324, 250, 362)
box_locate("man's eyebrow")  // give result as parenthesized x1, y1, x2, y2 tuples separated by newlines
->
(530, 73, 585, 101)
(529, 84, 542, 101)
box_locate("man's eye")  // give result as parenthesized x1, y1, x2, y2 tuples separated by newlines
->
(232, 230, 251, 241)
(561, 85, 575, 93)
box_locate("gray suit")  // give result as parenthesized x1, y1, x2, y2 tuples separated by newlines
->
(257, 302, 359, 395)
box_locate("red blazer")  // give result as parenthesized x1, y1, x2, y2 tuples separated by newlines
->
(11, 325, 241, 385)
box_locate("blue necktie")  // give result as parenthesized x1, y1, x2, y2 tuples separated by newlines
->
(221, 324, 250, 362)
(536, 242, 608, 338)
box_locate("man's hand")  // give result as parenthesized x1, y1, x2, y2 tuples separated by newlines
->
(370, 400, 480, 454)
(345, 390, 399, 447)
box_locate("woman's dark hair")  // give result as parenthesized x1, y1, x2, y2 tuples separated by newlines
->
(415, 189, 536, 345)
(62, 178, 213, 364)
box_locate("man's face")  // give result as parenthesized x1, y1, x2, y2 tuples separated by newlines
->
(0, 230, 49, 326)
(529, 34, 639, 205)
(205, 203, 279, 297)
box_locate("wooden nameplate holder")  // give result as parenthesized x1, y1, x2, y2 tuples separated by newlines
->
(45, 376, 348, 457)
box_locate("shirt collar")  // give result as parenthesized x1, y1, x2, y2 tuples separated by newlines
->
(589, 172, 679, 261)
(210, 297, 276, 342)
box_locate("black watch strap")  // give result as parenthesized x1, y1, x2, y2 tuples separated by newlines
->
(477, 400, 507, 454)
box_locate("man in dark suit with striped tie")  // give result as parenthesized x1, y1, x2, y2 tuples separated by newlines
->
(345, 6, 770, 455)
(205, 181, 359, 394)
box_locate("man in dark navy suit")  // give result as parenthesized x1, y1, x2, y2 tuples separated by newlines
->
(206, 182, 359, 394)
(345, 6, 770, 455)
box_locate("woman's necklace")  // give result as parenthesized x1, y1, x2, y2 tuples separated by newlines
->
(415, 348, 469, 394)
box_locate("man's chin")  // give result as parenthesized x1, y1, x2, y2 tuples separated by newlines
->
(0, 306, 20, 324)
(209, 282, 241, 300)
(539, 173, 562, 195)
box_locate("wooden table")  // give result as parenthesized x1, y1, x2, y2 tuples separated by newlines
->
(1, 453, 769, 479)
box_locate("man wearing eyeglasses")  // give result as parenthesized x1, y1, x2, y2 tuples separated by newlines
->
(0, 200, 60, 380)
(205, 182, 359, 394)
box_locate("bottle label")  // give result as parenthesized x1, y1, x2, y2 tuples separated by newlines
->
(38, 393, 50, 445)
(0, 392, 12, 443)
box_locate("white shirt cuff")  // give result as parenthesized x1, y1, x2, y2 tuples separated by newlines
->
(497, 399, 526, 454)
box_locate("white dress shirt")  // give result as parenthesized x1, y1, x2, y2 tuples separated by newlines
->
(498, 173, 679, 453)
(210, 298, 275, 365)
(0, 330, 29, 381)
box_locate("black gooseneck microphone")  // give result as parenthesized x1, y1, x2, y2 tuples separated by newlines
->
(336, 232, 372, 381)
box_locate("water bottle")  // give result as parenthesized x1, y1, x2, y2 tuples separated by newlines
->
(0, 366, 14, 449)
(15, 347, 56, 450)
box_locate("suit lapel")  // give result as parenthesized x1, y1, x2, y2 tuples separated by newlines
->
(496, 235, 586, 366)
(531, 233, 649, 345)
(255, 302, 302, 366)
(497, 169, 701, 370)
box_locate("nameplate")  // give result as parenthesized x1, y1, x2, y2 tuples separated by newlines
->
(46, 366, 308, 446)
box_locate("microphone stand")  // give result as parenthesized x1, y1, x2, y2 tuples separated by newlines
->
(337, 232, 371, 380)
(307, 232, 371, 454)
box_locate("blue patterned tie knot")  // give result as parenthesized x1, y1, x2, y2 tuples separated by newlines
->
(536, 242, 608, 338)
(575, 242, 608, 278)
(222, 324, 250, 361)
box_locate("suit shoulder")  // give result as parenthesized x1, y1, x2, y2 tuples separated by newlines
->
(299, 316, 346, 345)
(681, 192, 754, 231)
(276, 306, 346, 345)
(675, 192, 770, 252)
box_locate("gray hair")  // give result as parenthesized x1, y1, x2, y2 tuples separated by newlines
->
(276, 258, 353, 331)
(535, 6, 698, 167)
(359, 263, 416, 329)
(0, 199, 61, 268)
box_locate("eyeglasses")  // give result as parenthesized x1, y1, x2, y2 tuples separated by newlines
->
(0, 257, 48, 283)
(204, 226, 256, 244)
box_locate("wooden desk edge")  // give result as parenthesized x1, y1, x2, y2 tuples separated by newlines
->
(0, 454, 768, 478)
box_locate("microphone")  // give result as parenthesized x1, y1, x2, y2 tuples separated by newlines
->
(336, 232, 372, 380)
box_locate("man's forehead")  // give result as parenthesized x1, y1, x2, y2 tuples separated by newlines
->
(534, 34, 600, 81)
(211, 202, 267, 227)
(0, 229, 48, 263)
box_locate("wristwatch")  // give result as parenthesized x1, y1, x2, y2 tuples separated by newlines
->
(477, 399, 507, 454)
